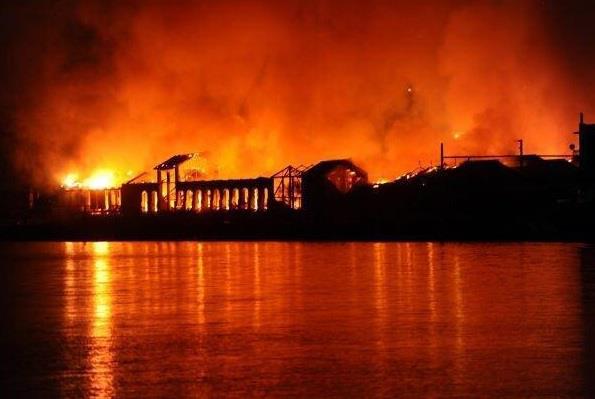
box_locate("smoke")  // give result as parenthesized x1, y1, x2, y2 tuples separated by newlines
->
(1, 0, 592, 185)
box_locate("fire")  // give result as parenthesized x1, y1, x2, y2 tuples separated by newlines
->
(62, 173, 80, 189)
(85, 171, 116, 190)
(61, 170, 119, 190)
(13, 1, 578, 185)
(372, 178, 390, 189)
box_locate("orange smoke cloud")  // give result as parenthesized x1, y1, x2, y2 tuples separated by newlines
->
(8, 0, 591, 185)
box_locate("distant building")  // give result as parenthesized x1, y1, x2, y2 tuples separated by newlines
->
(121, 153, 272, 215)
(578, 112, 595, 176)
(301, 159, 368, 213)
(119, 155, 367, 216)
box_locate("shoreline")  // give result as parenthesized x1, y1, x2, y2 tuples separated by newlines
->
(2, 212, 594, 242)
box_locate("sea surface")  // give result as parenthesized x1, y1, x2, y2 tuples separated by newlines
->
(1, 242, 594, 398)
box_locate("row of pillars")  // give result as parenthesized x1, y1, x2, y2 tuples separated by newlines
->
(64, 189, 121, 213)
(141, 186, 269, 213)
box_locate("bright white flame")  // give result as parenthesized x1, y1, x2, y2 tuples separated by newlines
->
(85, 171, 116, 190)
(62, 173, 80, 189)
(62, 170, 117, 190)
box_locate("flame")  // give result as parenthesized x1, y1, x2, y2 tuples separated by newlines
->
(62, 170, 119, 190)
(85, 171, 116, 190)
(12, 1, 581, 185)
(63, 173, 80, 189)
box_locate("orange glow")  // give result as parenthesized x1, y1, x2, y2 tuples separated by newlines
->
(16, 2, 583, 185)
(85, 171, 116, 190)
(61, 170, 120, 190)
(62, 173, 80, 189)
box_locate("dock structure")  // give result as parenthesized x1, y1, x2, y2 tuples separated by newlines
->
(119, 154, 367, 216)
(121, 153, 273, 215)
(58, 113, 593, 220)
(176, 178, 272, 212)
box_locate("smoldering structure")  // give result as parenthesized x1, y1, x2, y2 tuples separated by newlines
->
(58, 154, 368, 216)
(36, 114, 595, 240)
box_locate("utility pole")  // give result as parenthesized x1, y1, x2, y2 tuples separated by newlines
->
(517, 139, 524, 168)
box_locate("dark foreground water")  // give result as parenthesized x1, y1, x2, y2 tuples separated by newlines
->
(1, 242, 594, 398)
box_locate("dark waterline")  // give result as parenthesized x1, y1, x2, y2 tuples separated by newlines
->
(1, 242, 594, 397)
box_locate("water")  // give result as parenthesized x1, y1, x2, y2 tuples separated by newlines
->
(1, 242, 594, 398)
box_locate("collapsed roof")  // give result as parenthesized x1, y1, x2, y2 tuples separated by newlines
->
(154, 154, 195, 170)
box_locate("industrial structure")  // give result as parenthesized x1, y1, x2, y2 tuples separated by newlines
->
(48, 113, 595, 241)
(58, 154, 369, 217)
(59, 186, 121, 214)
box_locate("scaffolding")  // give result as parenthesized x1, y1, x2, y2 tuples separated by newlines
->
(271, 165, 311, 210)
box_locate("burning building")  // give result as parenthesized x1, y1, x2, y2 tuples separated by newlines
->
(55, 114, 590, 220)
(32, 113, 595, 240)
(116, 154, 367, 216)
(58, 171, 122, 215)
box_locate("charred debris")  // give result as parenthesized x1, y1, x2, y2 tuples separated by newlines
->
(4, 114, 595, 240)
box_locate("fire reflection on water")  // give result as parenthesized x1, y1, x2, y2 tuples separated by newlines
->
(90, 242, 114, 399)
(224, 243, 232, 321)
(372, 242, 387, 345)
(49, 241, 583, 397)
(64, 253, 75, 327)
(426, 242, 439, 374)
(197, 243, 205, 327)
(372, 242, 388, 391)
(253, 243, 262, 330)
(452, 251, 466, 391)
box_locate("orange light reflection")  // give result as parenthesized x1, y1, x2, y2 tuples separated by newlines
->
(89, 247, 114, 398)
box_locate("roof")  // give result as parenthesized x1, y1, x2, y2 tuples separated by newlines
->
(154, 154, 195, 170)
(457, 159, 509, 171)
(270, 164, 312, 178)
(303, 159, 367, 179)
